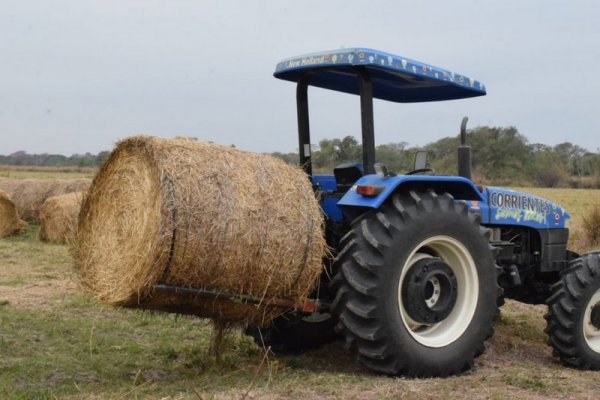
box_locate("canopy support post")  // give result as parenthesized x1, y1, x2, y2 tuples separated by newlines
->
(296, 75, 312, 176)
(357, 67, 376, 174)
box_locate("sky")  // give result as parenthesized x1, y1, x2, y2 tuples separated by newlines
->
(1, 0, 599, 156)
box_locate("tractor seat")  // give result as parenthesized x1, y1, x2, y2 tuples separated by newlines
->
(334, 163, 363, 192)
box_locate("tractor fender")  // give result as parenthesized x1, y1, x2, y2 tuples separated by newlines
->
(338, 175, 485, 219)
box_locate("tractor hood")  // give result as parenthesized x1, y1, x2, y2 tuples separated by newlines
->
(483, 187, 570, 229)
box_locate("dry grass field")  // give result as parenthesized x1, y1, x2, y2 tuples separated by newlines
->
(0, 166, 96, 180)
(1, 168, 600, 399)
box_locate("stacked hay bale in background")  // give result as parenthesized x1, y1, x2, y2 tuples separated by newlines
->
(0, 190, 27, 238)
(73, 136, 325, 325)
(0, 177, 22, 197)
(39, 191, 85, 243)
(3, 178, 90, 223)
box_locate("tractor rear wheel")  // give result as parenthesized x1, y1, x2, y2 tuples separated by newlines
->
(545, 252, 600, 369)
(330, 190, 501, 377)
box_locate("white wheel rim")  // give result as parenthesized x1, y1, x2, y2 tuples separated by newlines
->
(583, 289, 600, 352)
(397, 235, 479, 348)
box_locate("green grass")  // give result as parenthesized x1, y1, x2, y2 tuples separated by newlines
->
(2, 219, 600, 399)
(0, 301, 374, 399)
(496, 312, 547, 343)
(500, 363, 574, 395)
(0, 305, 257, 399)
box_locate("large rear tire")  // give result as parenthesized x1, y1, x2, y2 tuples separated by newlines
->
(330, 190, 501, 377)
(545, 252, 600, 369)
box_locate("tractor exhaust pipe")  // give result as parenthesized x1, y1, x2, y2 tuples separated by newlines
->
(457, 116, 472, 180)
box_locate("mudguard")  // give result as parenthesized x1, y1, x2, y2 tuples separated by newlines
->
(337, 174, 485, 221)
(334, 175, 569, 229)
(338, 174, 483, 206)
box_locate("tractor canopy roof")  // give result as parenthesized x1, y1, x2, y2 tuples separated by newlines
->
(274, 48, 486, 103)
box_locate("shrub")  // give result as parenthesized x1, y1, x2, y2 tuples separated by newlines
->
(582, 202, 600, 249)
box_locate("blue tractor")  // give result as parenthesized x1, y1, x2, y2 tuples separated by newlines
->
(247, 48, 600, 377)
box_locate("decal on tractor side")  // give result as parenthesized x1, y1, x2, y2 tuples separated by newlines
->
(486, 188, 568, 229)
(489, 191, 551, 214)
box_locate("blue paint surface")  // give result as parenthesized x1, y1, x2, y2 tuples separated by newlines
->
(312, 174, 344, 222)
(313, 174, 336, 191)
(313, 173, 570, 230)
(274, 48, 486, 103)
(337, 174, 484, 208)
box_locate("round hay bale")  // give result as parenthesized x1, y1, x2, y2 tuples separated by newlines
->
(1, 178, 90, 223)
(0, 177, 22, 196)
(0, 190, 27, 238)
(38, 191, 85, 243)
(73, 136, 326, 324)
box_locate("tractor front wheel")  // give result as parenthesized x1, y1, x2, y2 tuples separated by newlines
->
(545, 252, 600, 369)
(330, 190, 501, 377)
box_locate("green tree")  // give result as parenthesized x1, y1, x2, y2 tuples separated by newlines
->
(529, 149, 569, 187)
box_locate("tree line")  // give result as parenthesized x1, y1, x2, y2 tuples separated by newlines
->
(2, 126, 599, 188)
(0, 150, 111, 168)
(271, 126, 600, 188)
